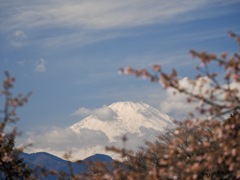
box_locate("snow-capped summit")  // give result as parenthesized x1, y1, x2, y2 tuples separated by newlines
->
(70, 101, 173, 141)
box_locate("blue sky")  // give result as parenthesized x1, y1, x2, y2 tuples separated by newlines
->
(1, 0, 240, 133)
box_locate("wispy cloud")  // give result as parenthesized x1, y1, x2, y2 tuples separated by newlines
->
(2, 1, 235, 32)
(35, 58, 47, 73)
(10, 30, 27, 47)
(41, 30, 133, 49)
(1, 1, 238, 48)
(17, 60, 26, 66)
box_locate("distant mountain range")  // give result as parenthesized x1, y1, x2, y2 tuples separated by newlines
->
(20, 152, 113, 179)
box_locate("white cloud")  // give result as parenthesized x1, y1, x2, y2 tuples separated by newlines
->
(72, 107, 92, 117)
(159, 77, 240, 120)
(35, 58, 47, 73)
(160, 77, 213, 120)
(17, 125, 162, 161)
(10, 30, 27, 47)
(17, 127, 109, 160)
(72, 105, 117, 121)
(93, 106, 117, 121)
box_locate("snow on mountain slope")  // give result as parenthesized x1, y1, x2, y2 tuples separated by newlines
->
(70, 101, 173, 142)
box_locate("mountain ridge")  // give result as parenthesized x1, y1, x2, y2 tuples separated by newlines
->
(20, 152, 113, 180)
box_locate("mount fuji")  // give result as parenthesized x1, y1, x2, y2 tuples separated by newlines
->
(22, 101, 174, 161)
(69, 101, 174, 160)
